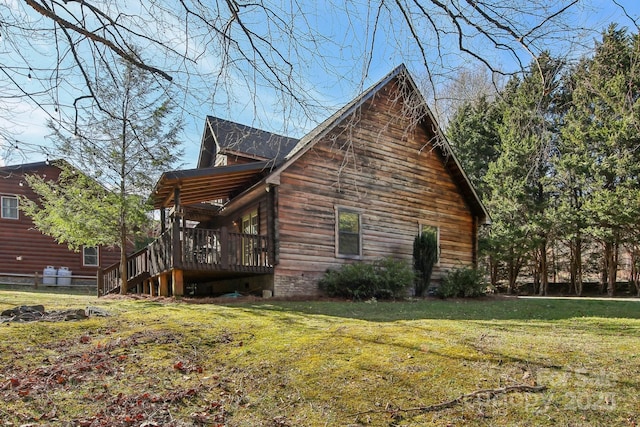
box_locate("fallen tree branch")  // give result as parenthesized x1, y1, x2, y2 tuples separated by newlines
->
(351, 384, 547, 417)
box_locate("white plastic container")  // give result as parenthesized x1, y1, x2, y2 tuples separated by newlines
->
(43, 266, 57, 285)
(57, 266, 72, 286)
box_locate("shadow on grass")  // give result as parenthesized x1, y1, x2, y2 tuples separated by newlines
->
(222, 296, 640, 322)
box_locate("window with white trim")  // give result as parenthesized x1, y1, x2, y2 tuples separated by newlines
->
(336, 207, 362, 258)
(83, 246, 99, 266)
(1, 195, 19, 219)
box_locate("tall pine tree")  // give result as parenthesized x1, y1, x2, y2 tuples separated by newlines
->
(23, 51, 183, 294)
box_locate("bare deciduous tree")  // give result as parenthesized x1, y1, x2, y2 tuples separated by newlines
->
(0, 0, 634, 161)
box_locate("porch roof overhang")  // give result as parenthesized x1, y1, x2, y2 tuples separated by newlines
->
(152, 161, 274, 209)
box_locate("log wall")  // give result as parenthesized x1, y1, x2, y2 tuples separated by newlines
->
(0, 164, 121, 279)
(273, 81, 477, 296)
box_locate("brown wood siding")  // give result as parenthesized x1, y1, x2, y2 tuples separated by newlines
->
(214, 197, 269, 237)
(275, 81, 475, 288)
(0, 165, 121, 277)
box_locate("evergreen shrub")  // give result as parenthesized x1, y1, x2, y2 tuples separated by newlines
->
(437, 266, 488, 298)
(413, 230, 438, 296)
(319, 257, 414, 300)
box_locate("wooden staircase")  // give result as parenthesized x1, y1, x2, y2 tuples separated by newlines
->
(97, 247, 152, 296)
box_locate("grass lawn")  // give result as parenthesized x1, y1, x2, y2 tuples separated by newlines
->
(0, 291, 638, 426)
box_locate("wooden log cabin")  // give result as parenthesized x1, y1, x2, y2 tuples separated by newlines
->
(0, 161, 121, 286)
(99, 64, 490, 297)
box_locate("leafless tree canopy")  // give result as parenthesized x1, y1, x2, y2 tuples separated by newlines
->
(0, 0, 636, 161)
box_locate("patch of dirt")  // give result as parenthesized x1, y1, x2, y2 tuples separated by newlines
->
(0, 329, 230, 426)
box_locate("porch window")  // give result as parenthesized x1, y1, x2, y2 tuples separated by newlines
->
(1, 195, 19, 219)
(242, 210, 259, 265)
(83, 246, 99, 266)
(336, 207, 362, 258)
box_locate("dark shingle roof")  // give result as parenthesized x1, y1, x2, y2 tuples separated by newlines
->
(0, 160, 64, 178)
(197, 117, 299, 168)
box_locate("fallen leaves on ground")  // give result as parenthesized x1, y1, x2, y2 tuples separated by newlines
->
(0, 328, 237, 426)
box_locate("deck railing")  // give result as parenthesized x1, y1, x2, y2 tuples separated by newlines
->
(97, 246, 151, 296)
(98, 225, 272, 295)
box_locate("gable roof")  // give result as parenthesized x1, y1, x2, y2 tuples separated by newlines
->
(154, 65, 490, 224)
(0, 160, 67, 179)
(152, 161, 273, 209)
(197, 116, 299, 168)
(266, 64, 490, 224)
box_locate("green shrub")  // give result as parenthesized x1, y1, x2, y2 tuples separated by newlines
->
(319, 257, 414, 300)
(413, 230, 438, 296)
(437, 266, 488, 298)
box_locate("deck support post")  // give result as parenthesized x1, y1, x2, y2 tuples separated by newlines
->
(143, 278, 150, 295)
(159, 273, 170, 297)
(172, 269, 184, 297)
(220, 226, 229, 270)
(149, 277, 156, 297)
(171, 187, 182, 270)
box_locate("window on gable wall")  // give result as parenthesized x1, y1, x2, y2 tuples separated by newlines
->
(1, 195, 19, 219)
(336, 207, 362, 258)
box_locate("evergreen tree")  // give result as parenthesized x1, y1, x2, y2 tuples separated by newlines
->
(446, 95, 501, 199)
(484, 52, 563, 294)
(561, 25, 640, 296)
(23, 52, 183, 294)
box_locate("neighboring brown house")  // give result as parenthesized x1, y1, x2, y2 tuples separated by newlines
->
(101, 65, 489, 297)
(0, 161, 121, 285)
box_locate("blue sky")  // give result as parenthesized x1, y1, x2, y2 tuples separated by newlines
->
(1, 0, 639, 169)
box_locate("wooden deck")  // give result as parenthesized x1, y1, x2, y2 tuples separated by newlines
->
(98, 225, 273, 296)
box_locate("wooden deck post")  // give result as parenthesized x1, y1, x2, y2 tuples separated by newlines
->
(158, 273, 169, 297)
(149, 277, 156, 297)
(172, 269, 184, 297)
(220, 226, 229, 270)
(143, 278, 150, 295)
(172, 187, 182, 269)
(96, 269, 102, 296)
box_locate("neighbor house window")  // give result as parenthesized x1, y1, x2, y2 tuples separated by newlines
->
(83, 246, 99, 266)
(1, 195, 19, 219)
(419, 224, 440, 264)
(336, 207, 362, 258)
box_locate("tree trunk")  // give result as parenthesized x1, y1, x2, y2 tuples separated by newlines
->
(630, 248, 640, 297)
(507, 250, 521, 295)
(570, 236, 583, 296)
(607, 240, 618, 297)
(575, 236, 583, 296)
(602, 240, 618, 297)
(532, 255, 540, 295)
(489, 256, 499, 288)
(119, 117, 128, 295)
(538, 240, 548, 296)
(119, 221, 128, 294)
(569, 241, 577, 295)
(600, 246, 608, 295)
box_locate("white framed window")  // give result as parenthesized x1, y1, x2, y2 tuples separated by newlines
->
(419, 224, 440, 264)
(83, 246, 99, 266)
(336, 207, 362, 258)
(1, 195, 19, 220)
